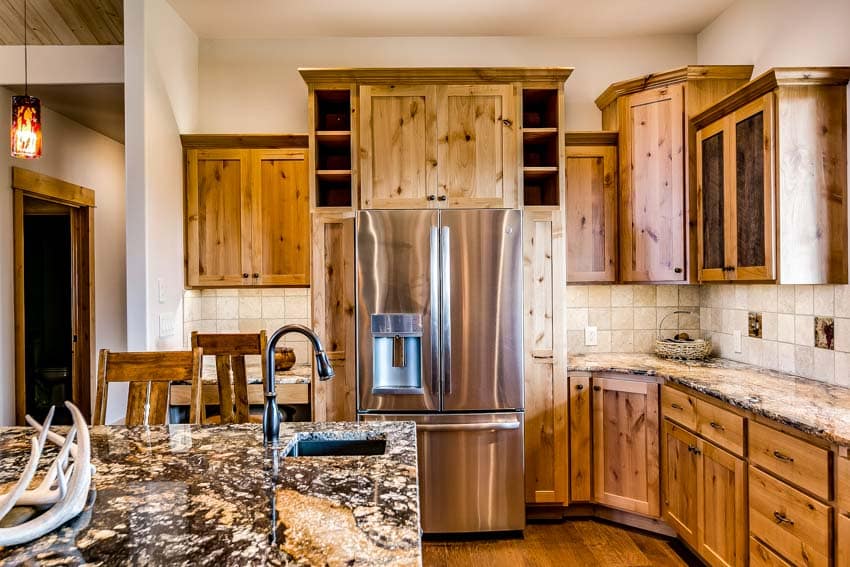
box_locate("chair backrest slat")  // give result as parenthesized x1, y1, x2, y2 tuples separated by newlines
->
(191, 331, 267, 424)
(93, 348, 203, 426)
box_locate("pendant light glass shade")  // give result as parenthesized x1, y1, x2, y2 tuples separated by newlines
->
(10, 95, 41, 159)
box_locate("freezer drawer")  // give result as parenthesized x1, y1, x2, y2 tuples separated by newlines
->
(360, 412, 525, 534)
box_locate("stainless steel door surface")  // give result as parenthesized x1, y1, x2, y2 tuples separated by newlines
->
(360, 412, 526, 533)
(357, 210, 440, 411)
(439, 209, 523, 411)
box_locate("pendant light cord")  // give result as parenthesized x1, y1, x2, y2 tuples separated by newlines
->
(23, 0, 28, 95)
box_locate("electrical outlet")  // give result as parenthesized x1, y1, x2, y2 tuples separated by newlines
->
(157, 278, 166, 304)
(733, 330, 743, 353)
(159, 313, 175, 338)
(585, 326, 598, 347)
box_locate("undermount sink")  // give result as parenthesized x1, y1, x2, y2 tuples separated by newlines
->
(285, 437, 387, 457)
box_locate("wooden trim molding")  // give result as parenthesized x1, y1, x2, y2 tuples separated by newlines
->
(594, 65, 754, 110)
(691, 67, 850, 129)
(12, 167, 95, 207)
(299, 67, 574, 85)
(180, 134, 309, 149)
(564, 131, 618, 146)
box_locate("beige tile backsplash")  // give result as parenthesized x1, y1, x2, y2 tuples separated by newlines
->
(700, 284, 850, 387)
(566, 285, 701, 355)
(183, 288, 312, 362)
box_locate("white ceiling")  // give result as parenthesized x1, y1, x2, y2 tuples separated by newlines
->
(167, 0, 736, 39)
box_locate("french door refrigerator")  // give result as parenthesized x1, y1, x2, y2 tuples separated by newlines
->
(356, 208, 525, 534)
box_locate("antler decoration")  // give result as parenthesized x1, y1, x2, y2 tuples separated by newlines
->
(0, 402, 94, 547)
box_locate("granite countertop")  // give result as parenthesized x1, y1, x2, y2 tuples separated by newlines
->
(570, 353, 850, 447)
(0, 422, 421, 566)
(201, 360, 313, 386)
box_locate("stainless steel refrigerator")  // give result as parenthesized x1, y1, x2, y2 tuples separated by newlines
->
(356, 209, 525, 534)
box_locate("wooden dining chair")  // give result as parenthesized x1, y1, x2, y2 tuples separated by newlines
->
(93, 349, 203, 426)
(191, 331, 268, 424)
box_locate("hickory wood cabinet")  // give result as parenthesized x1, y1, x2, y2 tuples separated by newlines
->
(565, 132, 618, 282)
(694, 67, 850, 284)
(595, 66, 753, 283)
(183, 140, 310, 287)
(359, 83, 518, 209)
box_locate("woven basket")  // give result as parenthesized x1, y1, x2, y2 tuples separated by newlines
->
(655, 338, 712, 361)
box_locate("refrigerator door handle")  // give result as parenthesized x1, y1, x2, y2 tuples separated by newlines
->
(440, 225, 452, 395)
(417, 421, 521, 432)
(429, 225, 440, 393)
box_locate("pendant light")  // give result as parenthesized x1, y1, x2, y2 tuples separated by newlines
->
(10, 0, 41, 159)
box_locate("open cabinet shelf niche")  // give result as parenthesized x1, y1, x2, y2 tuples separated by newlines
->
(522, 88, 561, 207)
(314, 90, 354, 208)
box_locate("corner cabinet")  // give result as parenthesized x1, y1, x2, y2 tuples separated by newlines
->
(694, 67, 850, 284)
(595, 65, 754, 283)
(359, 83, 518, 209)
(184, 146, 310, 287)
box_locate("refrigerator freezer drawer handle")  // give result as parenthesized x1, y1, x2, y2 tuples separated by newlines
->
(417, 421, 520, 432)
(441, 226, 452, 395)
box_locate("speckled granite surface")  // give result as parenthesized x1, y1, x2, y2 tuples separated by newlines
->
(0, 422, 421, 566)
(201, 361, 313, 385)
(570, 353, 850, 446)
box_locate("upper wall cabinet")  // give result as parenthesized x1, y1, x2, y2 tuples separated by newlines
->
(183, 139, 310, 287)
(300, 67, 572, 211)
(596, 66, 753, 283)
(693, 67, 850, 284)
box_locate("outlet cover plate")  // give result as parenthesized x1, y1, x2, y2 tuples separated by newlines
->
(585, 326, 598, 347)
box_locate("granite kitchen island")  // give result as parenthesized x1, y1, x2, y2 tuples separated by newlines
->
(0, 421, 421, 566)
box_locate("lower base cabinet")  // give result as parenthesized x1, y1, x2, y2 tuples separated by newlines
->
(663, 417, 746, 567)
(838, 512, 850, 567)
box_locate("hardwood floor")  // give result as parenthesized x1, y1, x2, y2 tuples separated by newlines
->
(423, 519, 699, 566)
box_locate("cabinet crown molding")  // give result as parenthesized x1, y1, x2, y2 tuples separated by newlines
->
(180, 134, 308, 150)
(691, 66, 850, 130)
(594, 65, 754, 110)
(299, 67, 573, 85)
(564, 131, 618, 147)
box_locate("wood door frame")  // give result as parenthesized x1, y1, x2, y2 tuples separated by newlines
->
(12, 167, 95, 424)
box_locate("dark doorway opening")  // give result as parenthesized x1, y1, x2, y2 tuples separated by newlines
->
(23, 200, 74, 424)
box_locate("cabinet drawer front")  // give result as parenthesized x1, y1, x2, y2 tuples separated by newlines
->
(696, 399, 745, 456)
(749, 537, 793, 567)
(661, 385, 697, 429)
(835, 453, 850, 511)
(749, 466, 831, 567)
(749, 421, 831, 500)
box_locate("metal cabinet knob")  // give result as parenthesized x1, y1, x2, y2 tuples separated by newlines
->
(674, 267, 683, 274)
(427, 195, 436, 201)
(593, 385, 601, 392)
(575, 384, 584, 391)
(253, 273, 260, 278)
(437, 195, 447, 201)
(242, 273, 249, 278)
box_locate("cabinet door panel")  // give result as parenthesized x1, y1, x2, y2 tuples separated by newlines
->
(592, 376, 660, 516)
(438, 85, 517, 208)
(619, 86, 686, 282)
(699, 440, 747, 567)
(663, 419, 699, 547)
(523, 211, 567, 504)
(360, 85, 437, 209)
(697, 120, 728, 282)
(566, 145, 617, 282)
(730, 93, 775, 281)
(186, 149, 251, 286)
(252, 150, 310, 285)
(569, 374, 592, 502)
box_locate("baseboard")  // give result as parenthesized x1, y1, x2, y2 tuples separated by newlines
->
(525, 503, 676, 538)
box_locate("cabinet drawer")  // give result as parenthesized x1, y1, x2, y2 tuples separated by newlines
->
(661, 385, 697, 429)
(749, 537, 793, 567)
(837, 453, 850, 511)
(749, 421, 831, 500)
(696, 399, 745, 456)
(749, 466, 831, 567)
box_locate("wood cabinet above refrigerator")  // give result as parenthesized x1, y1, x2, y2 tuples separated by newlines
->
(595, 65, 753, 283)
(693, 67, 850, 284)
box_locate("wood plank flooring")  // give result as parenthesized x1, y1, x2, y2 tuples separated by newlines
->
(423, 520, 699, 566)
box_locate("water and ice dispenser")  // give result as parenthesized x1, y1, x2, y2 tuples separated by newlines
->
(370, 314, 423, 394)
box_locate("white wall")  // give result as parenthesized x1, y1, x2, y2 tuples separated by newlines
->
(697, 0, 850, 384)
(0, 87, 126, 425)
(198, 35, 697, 133)
(0, 45, 123, 85)
(124, 0, 198, 360)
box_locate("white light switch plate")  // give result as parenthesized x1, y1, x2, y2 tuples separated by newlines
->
(733, 330, 743, 353)
(585, 326, 598, 347)
(159, 313, 175, 338)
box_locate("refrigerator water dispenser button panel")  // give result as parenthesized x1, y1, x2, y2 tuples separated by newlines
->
(371, 314, 424, 394)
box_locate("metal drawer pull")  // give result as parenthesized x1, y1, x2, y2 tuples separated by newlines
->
(687, 444, 700, 455)
(773, 450, 794, 463)
(671, 403, 684, 410)
(773, 511, 794, 526)
(709, 421, 725, 431)
(417, 422, 520, 432)
(593, 385, 601, 391)
(576, 384, 584, 391)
